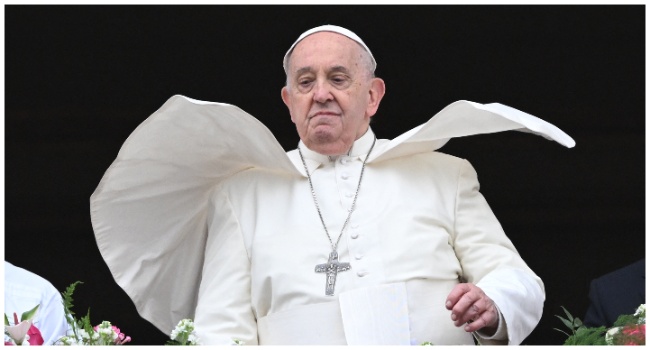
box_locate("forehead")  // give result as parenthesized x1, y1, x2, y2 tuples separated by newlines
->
(289, 32, 365, 70)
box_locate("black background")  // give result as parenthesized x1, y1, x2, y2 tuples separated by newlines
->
(5, 5, 645, 345)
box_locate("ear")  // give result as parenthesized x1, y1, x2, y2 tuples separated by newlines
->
(365, 78, 386, 119)
(281, 86, 290, 107)
(281, 86, 296, 123)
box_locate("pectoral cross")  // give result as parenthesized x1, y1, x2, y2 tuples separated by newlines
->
(315, 250, 351, 296)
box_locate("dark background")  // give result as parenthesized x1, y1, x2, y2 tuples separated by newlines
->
(4, 5, 645, 345)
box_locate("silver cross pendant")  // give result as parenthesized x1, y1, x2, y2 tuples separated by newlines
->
(315, 250, 351, 296)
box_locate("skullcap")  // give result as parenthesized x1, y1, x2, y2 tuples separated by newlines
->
(283, 25, 377, 73)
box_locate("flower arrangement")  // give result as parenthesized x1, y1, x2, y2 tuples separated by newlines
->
(5, 281, 131, 346)
(56, 281, 131, 345)
(556, 304, 645, 345)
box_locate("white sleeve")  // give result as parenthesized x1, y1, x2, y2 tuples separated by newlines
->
(476, 268, 545, 345)
(193, 187, 258, 345)
(452, 159, 545, 345)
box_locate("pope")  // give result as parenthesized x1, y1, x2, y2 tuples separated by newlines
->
(91, 25, 575, 345)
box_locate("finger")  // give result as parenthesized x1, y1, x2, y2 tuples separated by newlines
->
(445, 283, 473, 310)
(452, 288, 494, 326)
(463, 299, 498, 332)
(450, 291, 482, 325)
(463, 307, 497, 333)
(454, 298, 482, 326)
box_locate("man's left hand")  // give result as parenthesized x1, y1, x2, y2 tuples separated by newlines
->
(445, 283, 498, 334)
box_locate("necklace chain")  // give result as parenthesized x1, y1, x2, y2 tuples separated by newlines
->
(298, 137, 376, 252)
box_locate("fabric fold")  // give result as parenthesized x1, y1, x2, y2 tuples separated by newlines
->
(91, 95, 297, 333)
(369, 100, 575, 163)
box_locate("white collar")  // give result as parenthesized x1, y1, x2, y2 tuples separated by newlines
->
(296, 128, 376, 174)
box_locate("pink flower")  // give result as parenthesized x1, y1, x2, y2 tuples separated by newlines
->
(622, 324, 646, 336)
(26, 324, 44, 345)
(616, 324, 646, 345)
(92, 323, 132, 345)
(111, 325, 132, 345)
(4, 321, 42, 345)
(5, 305, 42, 345)
(4, 311, 43, 346)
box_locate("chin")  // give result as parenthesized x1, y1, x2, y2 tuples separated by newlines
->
(304, 129, 350, 154)
(308, 140, 351, 156)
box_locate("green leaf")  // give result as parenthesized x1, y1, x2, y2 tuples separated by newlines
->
(62, 281, 83, 314)
(562, 325, 607, 345)
(555, 314, 576, 332)
(573, 317, 583, 328)
(4, 313, 10, 326)
(553, 327, 570, 337)
(560, 306, 574, 322)
(612, 313, 636, 327)
(20, 304, 40, 322)
(61, 281, 84, 341)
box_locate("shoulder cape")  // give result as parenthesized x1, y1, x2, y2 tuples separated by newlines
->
(90, 95, 574, 334)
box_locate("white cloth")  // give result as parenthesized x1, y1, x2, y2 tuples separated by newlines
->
(91, 95, 574, 345)
(4, 262, 70, 345)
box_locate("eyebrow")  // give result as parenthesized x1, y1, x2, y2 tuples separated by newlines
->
(294, 65, 352, 77)
(295, 67, 314, 77)
(329, 65, 351, 75)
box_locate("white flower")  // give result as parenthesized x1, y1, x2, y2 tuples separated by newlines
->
(634, 304, 646, 324)
(188, 333, 200, 345)
(4, 320, 33, 345)
(170, 318, 200, 345)
(605, 326, 620, 345)
(56, 336, 74, 345)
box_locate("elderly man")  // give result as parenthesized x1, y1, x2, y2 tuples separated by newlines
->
(92, 25, 574, 345)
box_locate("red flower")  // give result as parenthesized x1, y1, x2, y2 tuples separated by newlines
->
(26, 324, 44, 345)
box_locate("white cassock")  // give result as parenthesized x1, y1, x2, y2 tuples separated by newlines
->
(91, 95, 575, 345)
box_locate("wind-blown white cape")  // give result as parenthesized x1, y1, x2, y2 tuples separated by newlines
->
(91, 95, 574, 336)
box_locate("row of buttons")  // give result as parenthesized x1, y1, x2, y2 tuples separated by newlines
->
(338, 157, 368, 278)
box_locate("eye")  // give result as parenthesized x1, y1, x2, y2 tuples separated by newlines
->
(330, 74, 351, 88)
(297, 78, 313, 89)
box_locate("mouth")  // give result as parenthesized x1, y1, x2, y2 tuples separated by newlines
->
(309, 111, 340, 119)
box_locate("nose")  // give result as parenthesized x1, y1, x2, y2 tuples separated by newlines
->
(312, 80, 333, 103)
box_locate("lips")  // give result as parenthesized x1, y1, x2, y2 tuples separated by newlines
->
(310, 111, 340, 119)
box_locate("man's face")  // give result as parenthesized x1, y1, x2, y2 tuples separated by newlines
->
(281, 32, 385, 156)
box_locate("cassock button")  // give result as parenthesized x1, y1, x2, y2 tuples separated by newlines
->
(340, 158, 349, 165)
(341, 172, 350, 180)
(350, 232, 359, 239)
(357, 270, 369, 277)
(355, 254, 363, 260)
(345, 192, 354, 198)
